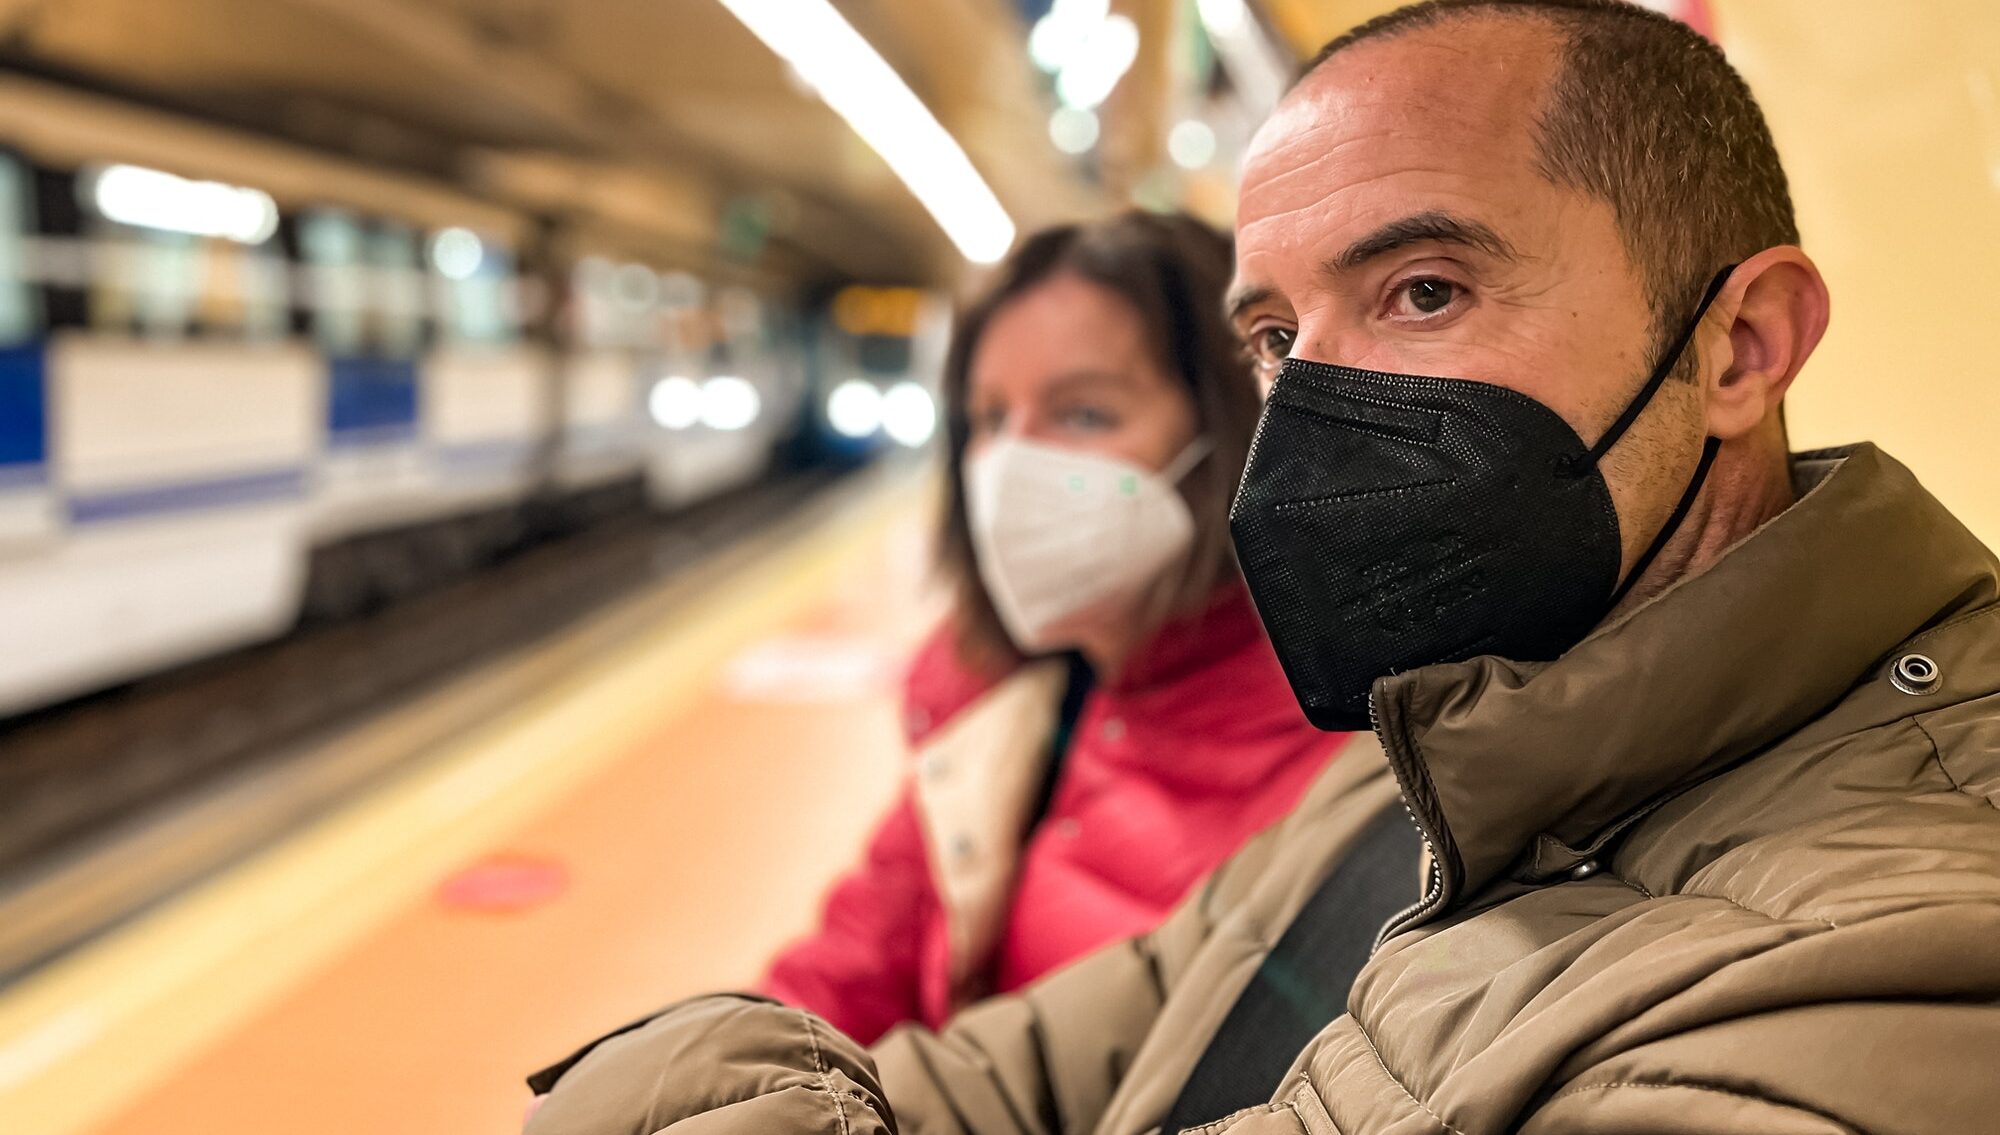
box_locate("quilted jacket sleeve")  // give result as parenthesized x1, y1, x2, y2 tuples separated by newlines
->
(524, 742, 1400, 1135)
(524, 834, 1242, 1135)
(759, 782, 935, 1045)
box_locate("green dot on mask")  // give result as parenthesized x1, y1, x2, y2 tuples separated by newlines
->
(1068, 474, 1086, 493)
(1119, 474, 1138, 495)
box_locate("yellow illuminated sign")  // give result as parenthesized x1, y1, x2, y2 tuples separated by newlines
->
(832, 285, 924, 338)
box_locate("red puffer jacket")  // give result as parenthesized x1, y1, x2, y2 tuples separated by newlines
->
(759, 584, 1352, 1044)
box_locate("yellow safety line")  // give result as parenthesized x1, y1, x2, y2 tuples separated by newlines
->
(0, 471, 925, 1135)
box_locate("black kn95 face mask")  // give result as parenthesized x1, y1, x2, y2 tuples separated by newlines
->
(1229, 268, 1733, 731)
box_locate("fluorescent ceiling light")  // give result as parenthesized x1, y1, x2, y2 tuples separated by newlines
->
(1030, 0, 1111, 73)
(91, 164, 279, 244)
(1196, 0, 1250, 37)
(715, 0, 1016, 265)
(1196, 0, 1287, 114)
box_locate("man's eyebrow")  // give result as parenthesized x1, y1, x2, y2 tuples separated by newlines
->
(1225, 212, 1516, 323)
(1225, 284, 1275, 324)
(1329, 210, 1520, 273)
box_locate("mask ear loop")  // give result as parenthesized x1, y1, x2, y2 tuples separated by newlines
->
(1568, 265, 1737, 474)
(1161, 437, 1214, 484)
(1608, 435, 1721, 609)
(1597, 265, 1738, 608)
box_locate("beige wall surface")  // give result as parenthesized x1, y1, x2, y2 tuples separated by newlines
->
(1716, 1, 2000, 547)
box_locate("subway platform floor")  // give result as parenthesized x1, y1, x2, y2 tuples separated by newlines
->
(0, 467, 942, 1135)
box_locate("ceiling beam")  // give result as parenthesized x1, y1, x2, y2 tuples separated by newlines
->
(268, 0, 932, 281)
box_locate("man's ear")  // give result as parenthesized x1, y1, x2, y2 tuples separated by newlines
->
(1703, 246, 1831, 441)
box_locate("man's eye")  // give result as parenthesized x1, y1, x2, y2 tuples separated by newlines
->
(1401, 278, 1457, 315)
(1249, 325, 1296, 367)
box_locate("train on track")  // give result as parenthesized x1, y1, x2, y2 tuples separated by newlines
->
(0, 73, 946, 717)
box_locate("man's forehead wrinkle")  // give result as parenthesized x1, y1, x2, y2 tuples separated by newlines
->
(1239, 97, 1458, 228)
(1241, 143, 1535, 256)
(1241, 127, 1398, 213)
(1253, 72, 1550, 202)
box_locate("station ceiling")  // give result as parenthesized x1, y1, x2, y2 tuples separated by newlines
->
(0, 0, 1125, 286)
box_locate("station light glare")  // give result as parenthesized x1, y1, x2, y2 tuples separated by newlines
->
(826, 379, 884, 439)
(1195, 0, 1251, 37)
(1049, 106, 1101, 154)
(714, 0, 1015, 265)
(700, 375, 762, 431)
(1029, 0, 1111, 73)
(430, 227, 485, 281)
(613, 262, 661, 310)
(648, 375, 703, 430)
(882, 382, 938, 448)
(1054, 14, 1139, 111)
(1168, 119, 1218, 170)
(660, 271, 706, 314)
(91, 164, 279, 245)
(1194, 0, 1286, 113)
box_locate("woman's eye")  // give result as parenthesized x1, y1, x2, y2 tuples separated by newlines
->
(1061, 405, 1118, 431)
(1249, 325, 1296, 367)
(1395, 278, 1459, 317)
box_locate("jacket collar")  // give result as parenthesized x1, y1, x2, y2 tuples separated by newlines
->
(1373, 444, 2000, 928)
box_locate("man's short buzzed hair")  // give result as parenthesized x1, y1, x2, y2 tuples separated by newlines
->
(1306, 0, 1798, 357)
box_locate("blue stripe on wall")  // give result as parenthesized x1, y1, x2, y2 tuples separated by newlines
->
(69, 468, 307, 525)
(328, 356, 419, 438)
(0, 464, 46, 489)
(0, 340, 46, 470)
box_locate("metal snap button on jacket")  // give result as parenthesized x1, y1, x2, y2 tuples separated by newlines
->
(1890, 652, 1942, 695)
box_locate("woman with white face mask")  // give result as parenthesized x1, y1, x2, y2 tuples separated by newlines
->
(757, 213, 1358, 1042)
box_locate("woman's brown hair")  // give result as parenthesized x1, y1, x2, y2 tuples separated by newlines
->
(938, 210, 1263, 669)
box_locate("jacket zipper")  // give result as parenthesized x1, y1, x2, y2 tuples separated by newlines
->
(1368, 689, 1452, 950)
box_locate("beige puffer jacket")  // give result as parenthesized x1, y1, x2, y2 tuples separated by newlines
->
(528, 444, 2000, 1135)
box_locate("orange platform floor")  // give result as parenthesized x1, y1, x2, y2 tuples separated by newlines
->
(0, 469, 943, 1135)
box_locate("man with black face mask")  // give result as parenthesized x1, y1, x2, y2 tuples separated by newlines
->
(525, 3, 2000, 1133)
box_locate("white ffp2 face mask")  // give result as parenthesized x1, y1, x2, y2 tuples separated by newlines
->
(964, 435, 1209, 653)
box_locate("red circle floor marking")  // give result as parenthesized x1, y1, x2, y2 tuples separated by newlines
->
(435, 854, 570, 913)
